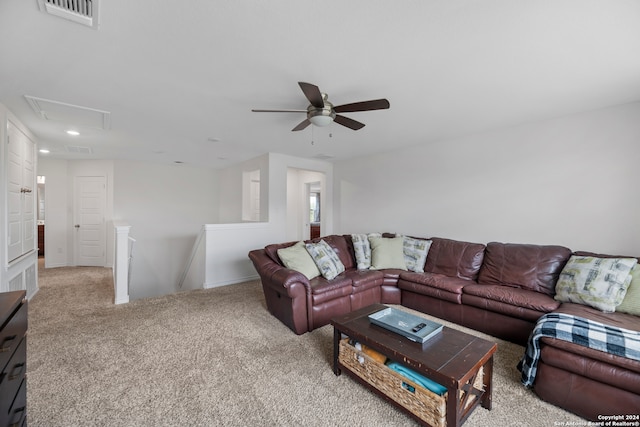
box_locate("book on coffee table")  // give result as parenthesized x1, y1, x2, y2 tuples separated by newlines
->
(368, 306, 443, 343)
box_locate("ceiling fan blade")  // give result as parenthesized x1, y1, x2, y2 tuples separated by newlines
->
(298, 82, 324, 108)
(334, 115, 365, 130)
(334, 98, 390, 113)
(251, 109, 307, 113)
(292, 119, 311, 131)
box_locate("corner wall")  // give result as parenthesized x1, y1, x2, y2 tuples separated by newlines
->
(112, 160, 219, 299)
(334, 102, 640, 255)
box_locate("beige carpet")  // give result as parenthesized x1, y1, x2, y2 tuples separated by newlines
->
(27, 266, 587, 426)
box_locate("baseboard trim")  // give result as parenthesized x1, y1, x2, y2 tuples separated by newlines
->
(204, 274, 259, 289)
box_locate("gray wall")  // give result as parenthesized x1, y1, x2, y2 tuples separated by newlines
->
(334, 102, 640, 256)
(113, 160, 219, 299)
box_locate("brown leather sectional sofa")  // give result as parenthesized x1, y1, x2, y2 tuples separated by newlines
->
(248, 234, 640, 420)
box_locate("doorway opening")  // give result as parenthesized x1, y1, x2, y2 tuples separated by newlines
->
(286, 168, 327, 241)
(308, 182, 321, 239)
(37, 175, 45, 261)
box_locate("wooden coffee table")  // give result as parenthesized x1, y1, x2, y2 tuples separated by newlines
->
(331, 304, 497, 427)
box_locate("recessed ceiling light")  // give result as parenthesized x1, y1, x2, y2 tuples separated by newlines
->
(39, 149, 50, 154)
(66, 130, 80, 136)
(207, 137, 221, 142)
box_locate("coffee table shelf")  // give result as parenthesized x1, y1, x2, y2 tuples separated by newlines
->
(331, 304, 497, 427)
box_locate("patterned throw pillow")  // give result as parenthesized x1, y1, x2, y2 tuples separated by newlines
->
(403, 236, 432, 273)
(305, 239, 345, 280)
(617, 265, 640, 316)
(369, 236, 407, 270)
(554, 256, 638, 312)
(277, 241, 320, 280)
(351, 233, 381, 270)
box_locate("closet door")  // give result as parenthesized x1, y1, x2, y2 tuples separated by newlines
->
(21, 130, 35, 253)
(6, 121, 35, 262)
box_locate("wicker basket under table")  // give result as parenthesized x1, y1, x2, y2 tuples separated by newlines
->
(339, 338, 485, 427)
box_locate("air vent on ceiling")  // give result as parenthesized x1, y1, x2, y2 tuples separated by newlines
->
(24, 95, 111, 130)
(313, 154, 334, 160)
(37, 0, 100, 29)
(66, 145, 93, 154)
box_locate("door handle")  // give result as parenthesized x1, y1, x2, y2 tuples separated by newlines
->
(75, 224, 80, 228)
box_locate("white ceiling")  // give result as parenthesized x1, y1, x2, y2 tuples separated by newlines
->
(1, 0, 640, 169)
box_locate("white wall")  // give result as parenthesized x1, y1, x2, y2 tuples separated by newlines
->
(334, 102, 640, 256)
(268, 153, 334, 239)
(36, 158, 115, 268)
(112, 160, 218, 299)
(217, 154, 269, 223)
(201, 153, 334, 290)
(36, 157, 70, 268)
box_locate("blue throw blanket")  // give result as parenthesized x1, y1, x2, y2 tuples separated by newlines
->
(519, 312, 640, 387)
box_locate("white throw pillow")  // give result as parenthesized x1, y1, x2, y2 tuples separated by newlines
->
(369, 236, 407, 270)
(554, 256, 637, 312)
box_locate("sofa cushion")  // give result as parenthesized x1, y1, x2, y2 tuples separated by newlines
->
(276, 241, 320, 280)
(554, 255, 637, 312)
(554, 302, 640, 333)
(398, 273, 469, 304)
(424, 237, 485, 280)
(399, 272, 468, 295)
(477, 242, 571, 296)
(463, 284, 561, 314)
(306, 239, 345, 280)
(403, 236, 432, 273)
(618, 265, 640, 316)
(309, 275, 353, 305)
(343, 269, 384, 291)
(380, 269, 406, 286)
(542, 302, 640, 378)
(369, 236, 407, 270)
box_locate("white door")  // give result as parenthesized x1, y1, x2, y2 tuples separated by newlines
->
(74, 176, 106, 266)
(22, 133, 35, 253)
(7, 122, 35, 262)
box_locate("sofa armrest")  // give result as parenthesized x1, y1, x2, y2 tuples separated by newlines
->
(249, 249, 310, 299)
(269, 268, 309, 299)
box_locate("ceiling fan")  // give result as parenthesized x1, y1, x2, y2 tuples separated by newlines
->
(252, 82, 390, 131)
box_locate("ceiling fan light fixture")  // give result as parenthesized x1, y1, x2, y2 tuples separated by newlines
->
(309, 115, 333, 127)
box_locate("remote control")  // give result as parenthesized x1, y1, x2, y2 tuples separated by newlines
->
(412, 323, 426, 332)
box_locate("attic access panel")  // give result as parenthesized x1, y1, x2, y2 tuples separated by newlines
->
(24, 96, 111, 130)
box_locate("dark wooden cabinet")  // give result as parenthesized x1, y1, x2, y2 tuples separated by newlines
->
(37, 225, 44, 257)
(0, 291, 27, 427)
(310, 224, 320, 239)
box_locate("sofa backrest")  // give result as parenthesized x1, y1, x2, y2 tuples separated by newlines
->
(425, 237, 485, 280)
(264, 241, 297, 265)
(265, 235, 356, 270)
(478, 242, 572, 295)
(573, 251, 640, 262)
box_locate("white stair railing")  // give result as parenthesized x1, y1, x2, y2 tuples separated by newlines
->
(178, 226, 205, 289)
(113, 222, 132, 304)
